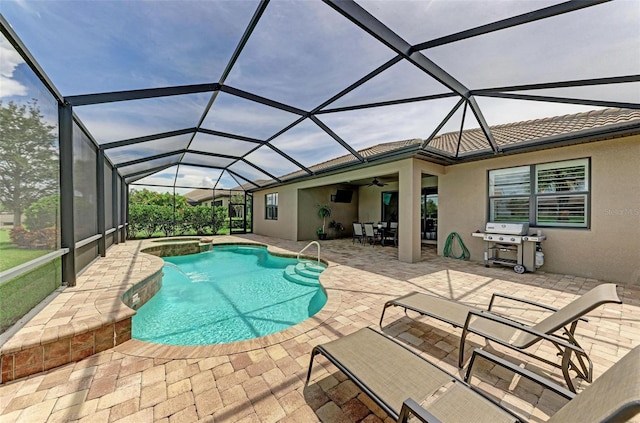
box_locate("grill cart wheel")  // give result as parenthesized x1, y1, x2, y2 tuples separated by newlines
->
(514, 264, 526, 274)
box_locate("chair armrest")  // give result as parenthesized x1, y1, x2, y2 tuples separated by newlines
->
(397, 398, 442, 423)
(465, 310, 587, 353)
(488, 293, 588, 323)
(465, 348, 575, 401)
(489, 292, 559, 312)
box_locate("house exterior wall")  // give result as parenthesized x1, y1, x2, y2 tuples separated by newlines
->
(253, 159, 444, 242)
(438, 135, 640, 285)
(252, 138, 639, 283)
(253, 185, 299, 240)
(297, 186, 359, 240)
(200, 197, 229, 208)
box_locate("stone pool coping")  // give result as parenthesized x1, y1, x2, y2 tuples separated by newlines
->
(0, 236, 340, 382)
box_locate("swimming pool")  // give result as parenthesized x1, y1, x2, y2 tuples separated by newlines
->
(132, 245, 327, 345)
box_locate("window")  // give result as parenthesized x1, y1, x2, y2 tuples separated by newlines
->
(265, 193, 278, 220)
(489, 158, 589, 227)
(213, 200, 222, 207)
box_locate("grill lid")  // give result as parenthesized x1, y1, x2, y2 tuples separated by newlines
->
(485, 222, 529, 235)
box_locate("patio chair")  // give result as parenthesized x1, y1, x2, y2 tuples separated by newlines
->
(363, 223, 380, 246)
(379, 283, 621, 392)
(352, 222, 364, 244)
(306, 327, 640, 423)
(382, 222, 398, 246)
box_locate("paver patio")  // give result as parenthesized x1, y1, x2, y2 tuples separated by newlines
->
(0, 234, 638, 422)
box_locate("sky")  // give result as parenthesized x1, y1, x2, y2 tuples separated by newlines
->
(1, 0, 638, 191)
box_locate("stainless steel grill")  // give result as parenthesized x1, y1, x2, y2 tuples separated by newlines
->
(472, 222, 546, 273)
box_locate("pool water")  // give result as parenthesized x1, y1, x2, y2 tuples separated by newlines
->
(132, 245, 327, 345)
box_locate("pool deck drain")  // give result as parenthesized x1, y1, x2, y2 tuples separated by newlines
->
(0, 234, 637, 422)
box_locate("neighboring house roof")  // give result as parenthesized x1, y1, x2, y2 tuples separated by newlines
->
(185, 189, 218, 203)
(185, 181, 267, 203)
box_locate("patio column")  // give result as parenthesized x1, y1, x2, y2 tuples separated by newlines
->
(121, 179, 128, 242)
(398, 159, 422, 263)
(112, 168, 119, 244)
(59, 102, 76, 286)
(97, 149, 106, 257)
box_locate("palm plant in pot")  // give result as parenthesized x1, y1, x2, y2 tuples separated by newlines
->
(317, 204, 331, 240)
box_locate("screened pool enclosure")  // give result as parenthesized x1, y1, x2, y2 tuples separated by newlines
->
(0, 0, 638, 330)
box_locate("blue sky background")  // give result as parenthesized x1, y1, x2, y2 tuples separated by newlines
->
(1, 0, 638, 193)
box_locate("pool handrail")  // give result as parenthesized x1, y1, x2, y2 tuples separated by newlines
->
(297, 241, 321, 265)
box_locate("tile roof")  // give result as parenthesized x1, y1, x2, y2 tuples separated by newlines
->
(185, 182, 263, 202)
(289, 108, 640, 179)
(280, 138, 424, 181)
(190, 108, 640, 193)
(427, 107, 640, 155)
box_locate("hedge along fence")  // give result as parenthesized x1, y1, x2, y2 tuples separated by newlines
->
(0, 258, 62, 333)
(127, 204, 229, 239)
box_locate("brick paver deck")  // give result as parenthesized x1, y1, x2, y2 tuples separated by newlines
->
(0, 234, 638, 422)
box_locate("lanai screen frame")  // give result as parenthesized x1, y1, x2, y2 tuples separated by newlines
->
(1, 0, 639, 286)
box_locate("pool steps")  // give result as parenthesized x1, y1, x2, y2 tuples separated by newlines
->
(283, 261, 325, 286)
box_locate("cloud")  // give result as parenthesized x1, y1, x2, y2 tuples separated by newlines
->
(424, 1, 639, 90)
(0, 37, 27, 97)
(224, 0, 395, 110)
(132, 164, 239, 190)
(1, 0, 259, 95)
(243, 145, 301, 177)
(269, 119, 352, 168)
(201, 92, 299, 140)
(3, 0, 636, 193)
(74, 92, 210, 143)
(320, 96, 462, 148)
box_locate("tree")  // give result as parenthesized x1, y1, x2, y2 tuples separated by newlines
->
(0, 100, 58, 226)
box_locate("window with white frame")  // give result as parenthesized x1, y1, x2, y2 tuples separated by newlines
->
(265, 193, 278, 220)
(489, 158, 589, 227)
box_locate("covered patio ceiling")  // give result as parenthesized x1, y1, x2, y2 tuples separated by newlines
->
(2, 0, 639, 194)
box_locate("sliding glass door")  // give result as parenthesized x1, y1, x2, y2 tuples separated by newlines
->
(421, 188, 438, 241)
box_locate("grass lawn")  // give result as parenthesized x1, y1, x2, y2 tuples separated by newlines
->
(0, 230, 52, 272)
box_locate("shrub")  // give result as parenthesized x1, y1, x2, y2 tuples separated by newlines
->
(212, 206, 228, 234)
(180, 206, 213, 235)
(25, 195, 59, 231)
(9, 226, 56, 249)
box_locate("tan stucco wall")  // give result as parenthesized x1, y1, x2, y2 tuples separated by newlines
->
(297, 186, 359, 240)
(253, 159, 444, 242)
(253, 185, 298, 240)
(253, 137, 639, 283)
(439, 136, 640, 285)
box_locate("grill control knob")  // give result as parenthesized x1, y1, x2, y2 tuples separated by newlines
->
(498, 237, 504, 241)
(487, 235, 492, 240)
(510, 237, 516, 242)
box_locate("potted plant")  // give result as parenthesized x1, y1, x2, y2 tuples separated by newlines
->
(328, 220, 345, 239)
(317, 204, 331, 240)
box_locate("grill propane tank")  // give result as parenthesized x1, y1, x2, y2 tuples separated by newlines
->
(535, 243, 544, 268)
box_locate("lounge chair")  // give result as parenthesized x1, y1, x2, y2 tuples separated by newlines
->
(306, 327, 521, 422)
(306, 327, 640, 423)
(379, 284, 621, 392)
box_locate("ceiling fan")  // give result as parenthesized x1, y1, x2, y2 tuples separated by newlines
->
(367, 177, 387, 187)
